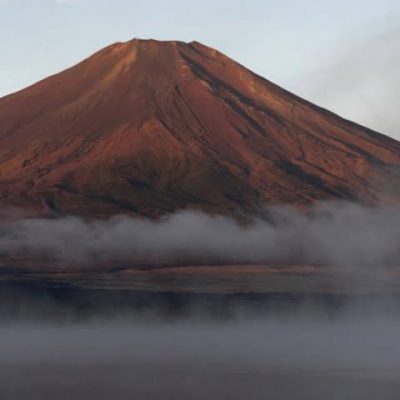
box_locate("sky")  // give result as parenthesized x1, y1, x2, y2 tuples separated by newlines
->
(0, 0, 399, 138)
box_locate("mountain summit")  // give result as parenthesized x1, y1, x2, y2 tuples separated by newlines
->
(0, 39, 399, 217)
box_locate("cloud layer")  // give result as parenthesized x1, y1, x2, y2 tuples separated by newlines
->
(2, 202, 400, 270)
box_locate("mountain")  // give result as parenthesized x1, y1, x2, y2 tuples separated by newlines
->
(0, 39, 399, 217)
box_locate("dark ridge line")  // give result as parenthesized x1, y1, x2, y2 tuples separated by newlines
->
(181, 47, 400, 163)
(179, 51, 285, 126)
(276, 160, 355, 199)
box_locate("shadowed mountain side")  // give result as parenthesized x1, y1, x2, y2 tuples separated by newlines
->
(1, 39, 400, 217)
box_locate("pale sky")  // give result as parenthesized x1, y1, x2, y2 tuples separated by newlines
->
(0, 0, 399, 138)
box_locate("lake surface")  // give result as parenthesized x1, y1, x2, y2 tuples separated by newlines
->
(2, 311, 400, 400)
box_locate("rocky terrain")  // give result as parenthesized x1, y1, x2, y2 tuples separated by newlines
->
(1, 39, 399, 217)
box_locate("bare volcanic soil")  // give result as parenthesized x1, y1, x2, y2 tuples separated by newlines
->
(1, 39, 400, 217)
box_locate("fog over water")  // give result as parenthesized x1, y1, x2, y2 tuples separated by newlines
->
(2, 309, 400, 400)
(2, 202, 400, 399)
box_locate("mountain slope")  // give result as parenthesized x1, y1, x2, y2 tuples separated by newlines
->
(0, 39, 399, 217)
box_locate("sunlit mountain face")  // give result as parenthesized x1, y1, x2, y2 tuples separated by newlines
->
(1, 39, 399, 218)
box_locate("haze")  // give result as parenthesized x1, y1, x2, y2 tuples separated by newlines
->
(3, 309, 400, 399)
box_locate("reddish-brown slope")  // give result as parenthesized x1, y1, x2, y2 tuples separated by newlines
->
(0, 39, 399, 217)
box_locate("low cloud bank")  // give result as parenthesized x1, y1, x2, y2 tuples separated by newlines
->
(1, 202, 400, 269)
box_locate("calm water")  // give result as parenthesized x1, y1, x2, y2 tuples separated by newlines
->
(2, 313, 400, 400)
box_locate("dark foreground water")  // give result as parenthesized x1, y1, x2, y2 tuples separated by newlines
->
(2, 282, 400, 400)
